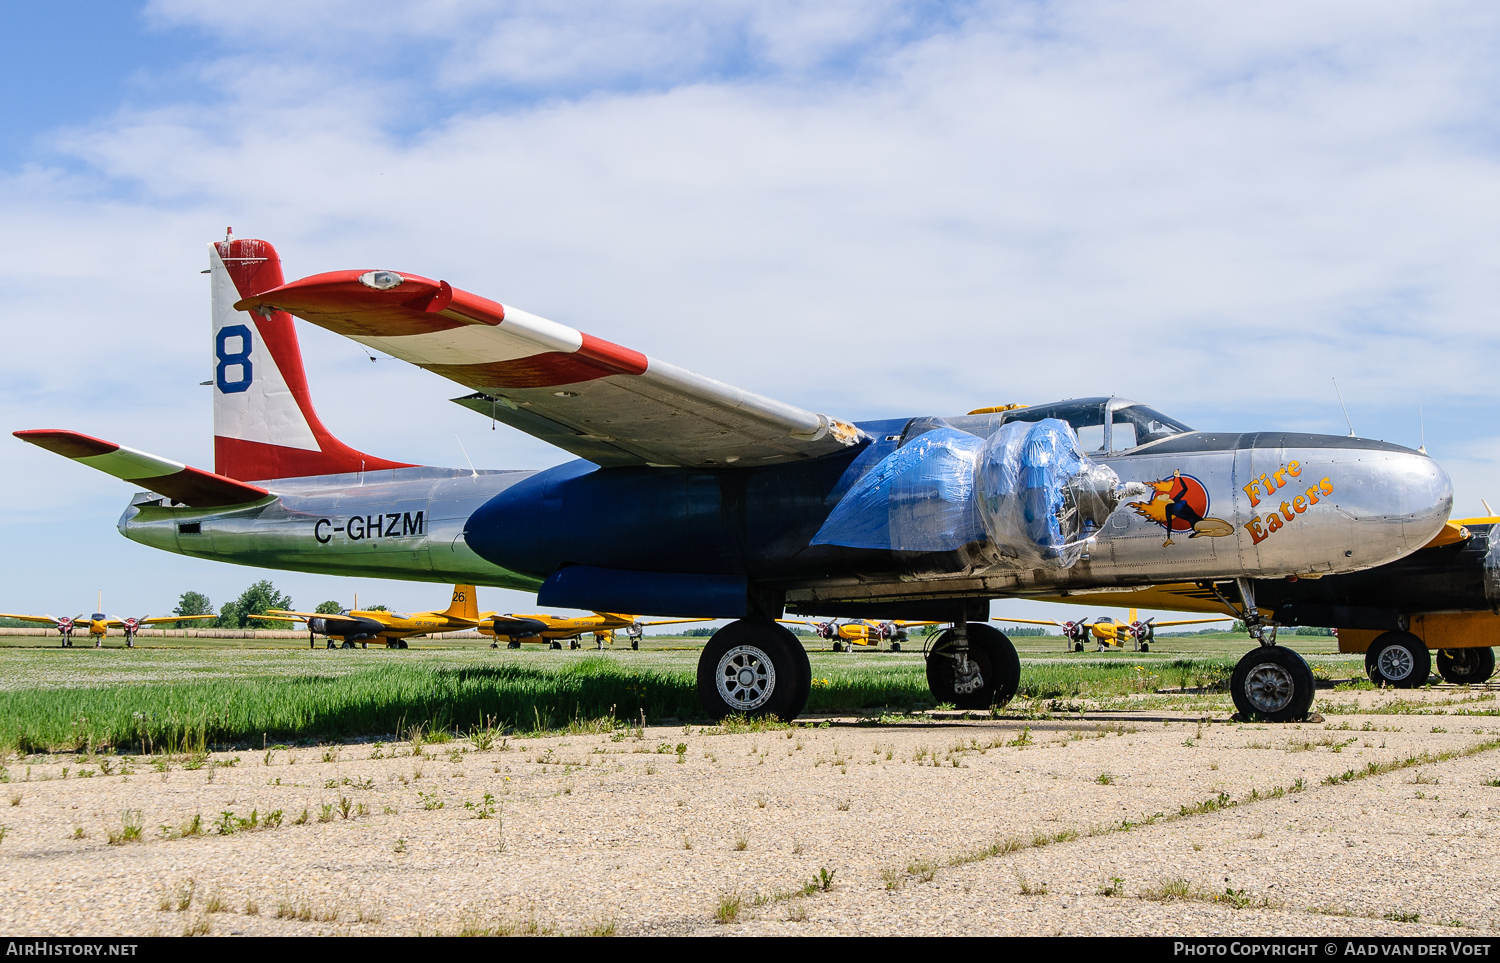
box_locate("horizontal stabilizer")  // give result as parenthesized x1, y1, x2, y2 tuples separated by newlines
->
(14, 430, 270, 508)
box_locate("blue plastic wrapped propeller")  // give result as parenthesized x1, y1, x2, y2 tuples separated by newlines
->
(812, 418, 1125, 570)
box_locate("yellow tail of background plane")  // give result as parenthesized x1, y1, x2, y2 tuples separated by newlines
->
(441, 585, 478, 621)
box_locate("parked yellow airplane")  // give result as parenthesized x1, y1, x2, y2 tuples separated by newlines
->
(486, 613, 712, 650)
(0, 593, 216, 647)
(779, 618, 939, 652)
(267, 585, 494, 649)
(996, 608, 1231, 653)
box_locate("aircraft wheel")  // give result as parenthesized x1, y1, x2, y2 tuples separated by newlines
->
(890, 641, 901, 653)
(1230, 646, 1315, 722)
(569, 639, 580, 650)
(327, 640, 337, 649)
(397, 640, 408, 650)
(1436, 647, 1495, 684)
(631, 639, 639, 651)
(341, 641, 356, 649)
(925, 623, 1020, 711)
(697, 619, 809, 721)
(1365, 632, 1431, 688)
(832, 641, 843, 652)
(1073, 641, 1084, 652)
(1140, 642, 1150, 653)
(549, 640, 562, 650)
(490, 642, 498, 649)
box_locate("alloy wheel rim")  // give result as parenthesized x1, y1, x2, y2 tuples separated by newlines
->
(1377, 645, 1415, 681)
(717, 645, 775, 711)
(1244, 662, 1296, 713)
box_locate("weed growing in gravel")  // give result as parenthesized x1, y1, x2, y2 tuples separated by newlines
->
(733, 830, 749, 851)
(70, 825, 85, 839)
(293, 808, 309, 825)
(1097, 877, 1124, 896)
(318, 803, 334, 823)
(714, 890, 743, 924)
(1096, 772, 1113, 785)
(465, 793, 497, 819)
(907, 859, 938, 883)
(418, 791, 444, 811)
(182, 917, 210, 937)
(204, 891, 227, 914)
(172, 880, 196, 912)
(1384, 910, 1421, 923)
(834, 798, 850, 811)
(107, 810, 143, 845)
(882, 867, 904, 891)
(1017, 873, 1048, 896)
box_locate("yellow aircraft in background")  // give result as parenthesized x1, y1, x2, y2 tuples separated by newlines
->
(997, 608, 1232, 653)
(268, 585, 495, 649)
(486, 613, 712, 650)
(780, 618, 939, 652)
(0, 593, 216, 647)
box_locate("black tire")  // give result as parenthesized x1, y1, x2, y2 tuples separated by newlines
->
(490, 642, 498, 649)
(1366, 632, 1431, 688)
(631, 639, 639, 651)
(925, 623, 1021, 710)
(1437, 647, 1495, 684)
(549, 640, 562, 650)
(569, 639, 580, 650)
(1140, 642, 1150, 653)
(507, 640, 521, 649)
(890, 641, 901, 653)
(1231, 646, 1315, 722)
(696, 620, 809, 721)
(832, 641, 843, 652)
(1073, 641, 1084, 652)
(397, 640, 408, 650)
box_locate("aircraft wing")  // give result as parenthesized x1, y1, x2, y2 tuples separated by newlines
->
(993, 617, 1064, 627)
(265, 610, 360, 622)
(0, 614, 60, 625)
(1151, 617, 1234, 627)
(13, 431, 270, 508)
(138, 615, 219, 625)
(638, 617, 714, 626)
(236, 273, 864, 468)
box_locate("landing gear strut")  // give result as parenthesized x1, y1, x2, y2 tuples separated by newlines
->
(1217, 578, 1316, 722)
(924, 621, 1020, 711)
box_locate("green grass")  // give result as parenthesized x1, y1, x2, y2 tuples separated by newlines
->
(0, 631, 1365, 754)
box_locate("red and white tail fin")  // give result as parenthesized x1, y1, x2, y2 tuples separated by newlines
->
(210, 236, 411, 482)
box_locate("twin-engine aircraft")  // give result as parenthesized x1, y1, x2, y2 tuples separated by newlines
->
(997, 608, 1231, 653)
(486, 613, 711, 650)
(14, 234, 1456, 723)
(266, 585, 493, 648)
(0, 597, 216, 647)
(780, 618, 937, 652)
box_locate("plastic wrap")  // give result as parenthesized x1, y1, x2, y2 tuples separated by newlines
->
(812, 426, 986, 552)
(812, 417, 1129, 570)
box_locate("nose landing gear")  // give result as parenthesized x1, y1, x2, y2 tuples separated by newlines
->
(1216, 578, 1317, 722)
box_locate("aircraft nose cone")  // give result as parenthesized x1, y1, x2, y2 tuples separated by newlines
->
(1390, 450, 1454, 549)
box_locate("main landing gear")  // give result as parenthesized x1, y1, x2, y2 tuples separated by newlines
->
(1217, 578, 1316, 722)
(1365, 631, 1430, 688)
(924, 622, 1021, 711)
(696, 620, 811, 720)
(1436, 646, 1495, 685)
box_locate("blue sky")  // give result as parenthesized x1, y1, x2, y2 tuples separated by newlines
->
(4, 1, 1500, 625)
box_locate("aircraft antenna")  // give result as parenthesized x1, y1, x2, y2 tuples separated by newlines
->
(1484, 499, 1495, 517)
(455, 434, 478, 477)
(1418, 406, 1427, 455)
(1332, 379, 1355, 437)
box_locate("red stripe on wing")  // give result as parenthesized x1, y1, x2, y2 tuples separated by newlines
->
(14, 429, 120, 459)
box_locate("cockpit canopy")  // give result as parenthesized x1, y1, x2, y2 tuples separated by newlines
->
(949, 398, 1192, 454)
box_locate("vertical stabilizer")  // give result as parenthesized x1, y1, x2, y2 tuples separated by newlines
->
(441, 585, 478, 621)
(210, 236, 412, 481)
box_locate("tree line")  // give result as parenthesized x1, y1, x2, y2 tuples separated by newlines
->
(171, 582, 346, 629)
